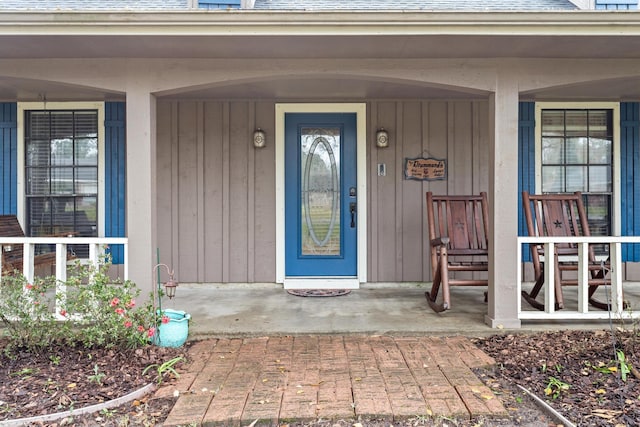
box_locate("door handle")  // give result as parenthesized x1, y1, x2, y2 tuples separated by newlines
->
(350, 202, 357, 228)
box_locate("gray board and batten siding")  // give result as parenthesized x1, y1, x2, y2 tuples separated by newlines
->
(156, 99, 489, 284)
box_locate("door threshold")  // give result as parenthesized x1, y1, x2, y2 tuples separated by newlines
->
(284, 278, 360, 290)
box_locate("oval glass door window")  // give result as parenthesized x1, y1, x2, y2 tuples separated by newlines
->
(301, 127, 340, 256)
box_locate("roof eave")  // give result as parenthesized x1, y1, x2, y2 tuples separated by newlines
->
(1, 10, 640, 36)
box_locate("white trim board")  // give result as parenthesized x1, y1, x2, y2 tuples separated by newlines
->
(17, 102, 106, 236)
(534, 102, 620, 235)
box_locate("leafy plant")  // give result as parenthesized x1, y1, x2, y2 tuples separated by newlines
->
(9, 367, 38, 378)
(99, 407, 115, 418)
(87, 364, 106, 385)
(616, 350, 632, 382)
(59, 258, 156, 349)
(143, 355, 185, 384)
(0, 274, 62, 351)
(0, 256, 156, 351)
(544, 376, 570, 399)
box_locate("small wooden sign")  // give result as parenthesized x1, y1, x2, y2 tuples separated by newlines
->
(404, 157, 446, 181)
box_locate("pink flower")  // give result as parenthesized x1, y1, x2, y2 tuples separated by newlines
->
(124, 320, 133, 328)
(147, 327, 156, 338)
(137, 325, 145, 332)
(161, 315, 170, 324)
(25, 283, 34, 290)
(110, 297, 120, 307)
(125, 300, 136, 308)
(60, 310, 67, 317)
(115, 308, 125, 315)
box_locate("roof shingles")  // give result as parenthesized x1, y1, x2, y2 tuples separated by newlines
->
(0, 0, 579, 11)
(0, 0, 189, 10)
(253, 0, 579, 10)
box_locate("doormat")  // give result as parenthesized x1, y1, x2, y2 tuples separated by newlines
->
(287, 289, 351, 297)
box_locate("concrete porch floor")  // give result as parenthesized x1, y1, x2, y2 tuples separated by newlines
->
(165, 284, 640, 338)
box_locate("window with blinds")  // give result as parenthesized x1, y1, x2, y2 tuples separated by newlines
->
(24, 110, 99, 248)
(540, 109, 613, 252)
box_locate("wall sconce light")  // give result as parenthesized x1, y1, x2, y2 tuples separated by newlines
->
(376, 128, 389, 148)
(253, 128, 266, 148)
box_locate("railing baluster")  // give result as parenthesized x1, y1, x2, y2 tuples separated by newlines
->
(517, 235, 640, 321)
(123, 244, 129, 281)
(577, 242, 589, 313)
(22, 242, 35, 285)
(610, 242, 623, 314)
(89, 243, 99, 266)
(544, 242, 555, 314)
(55, 243, 68, 319)
(0, 237, 128, 322)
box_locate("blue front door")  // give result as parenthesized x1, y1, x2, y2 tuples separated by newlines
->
(285, 113, 358, 276)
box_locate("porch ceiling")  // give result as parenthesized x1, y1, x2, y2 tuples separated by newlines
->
(522, 76, 640, 101)
(0, 76, 123, 102)
(157, 76, 490, 100)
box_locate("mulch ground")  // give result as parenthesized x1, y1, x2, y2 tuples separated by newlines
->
(0, 329, 638, 426)
(473, 328, 640, 427)
(0, 341, 187, 426)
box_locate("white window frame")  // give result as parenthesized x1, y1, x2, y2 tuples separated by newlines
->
(17, 102, 106, 237)
(534, 102, 620, 236)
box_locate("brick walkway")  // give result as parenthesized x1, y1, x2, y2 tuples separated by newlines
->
(159, 336, 507, 426)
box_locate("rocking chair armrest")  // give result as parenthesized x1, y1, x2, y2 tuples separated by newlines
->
(430, 237, 450, 247)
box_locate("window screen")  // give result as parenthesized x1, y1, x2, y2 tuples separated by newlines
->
(540, 109, 613, 244)
(25, 110, 98, 255)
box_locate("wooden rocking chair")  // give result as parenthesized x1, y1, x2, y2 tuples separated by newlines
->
(521, 191, 614, 311)
(425, 192, 489, 312)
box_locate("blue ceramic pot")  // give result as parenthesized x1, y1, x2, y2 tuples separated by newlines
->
(156, 309, 191, 347)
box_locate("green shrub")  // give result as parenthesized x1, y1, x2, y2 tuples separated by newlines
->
(0, 258, 155, 352)
(0, 274, 61, 351)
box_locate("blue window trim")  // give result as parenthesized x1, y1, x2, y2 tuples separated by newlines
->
(518, 101, 535, 233)
(105, 102, 126, 265)
(621, 102, 640, 261)
(0, 102, 17, 215)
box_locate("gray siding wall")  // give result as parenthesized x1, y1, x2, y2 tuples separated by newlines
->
(156, 99, 489, 283)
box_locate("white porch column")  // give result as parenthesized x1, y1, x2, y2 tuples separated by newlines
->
(125, 86, 157, 297)
(485, 73, 521, 328)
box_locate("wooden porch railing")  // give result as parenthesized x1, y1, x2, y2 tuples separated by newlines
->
(0, 237, 128, 320)
(517, 236, 640, 320)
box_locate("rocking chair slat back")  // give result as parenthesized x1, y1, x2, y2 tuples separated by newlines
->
(523, 192, 595, 259)
(429, 195, 489, 254)
(425, 192, 489, 312)
(521, 191, 613, 311)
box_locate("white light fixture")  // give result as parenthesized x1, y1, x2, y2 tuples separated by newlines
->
(376, 128, 389, 148)
(253, 128, 266, 148)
